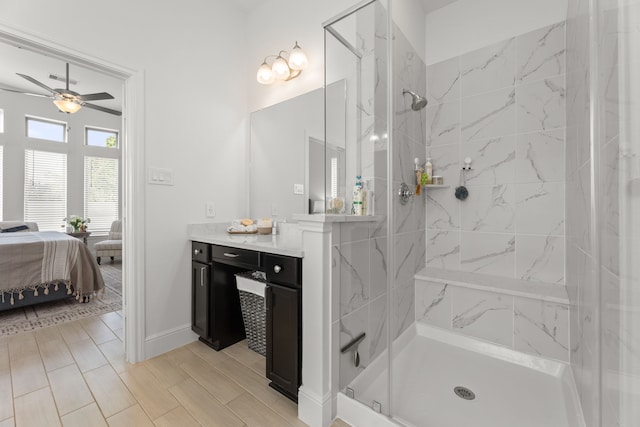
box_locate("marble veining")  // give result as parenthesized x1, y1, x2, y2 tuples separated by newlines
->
(336, 243, 370, 316)
(427, 101, 461, 146)
(461, 88, 516, 142)
(516, 76, 566, 133)
(464, 136, 516, 186)
(515, 129, 565, 183)
(462, 184, 515, 232)
(452, 287, 513, 346)
(514, 298, 569, 361)
(427, 229, 461, 270)
(516, 235, 564, 284)
(517, 22, 566, 84)
(460, 38, 516, 98)
(460, 232, 515, 277)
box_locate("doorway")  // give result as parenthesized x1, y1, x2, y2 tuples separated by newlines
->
(0, 25, 145, 362)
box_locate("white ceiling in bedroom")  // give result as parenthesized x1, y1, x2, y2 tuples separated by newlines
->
(0, 42, 123, 111)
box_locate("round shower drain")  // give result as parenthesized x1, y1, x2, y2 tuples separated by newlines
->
(454, 386, 476, 400)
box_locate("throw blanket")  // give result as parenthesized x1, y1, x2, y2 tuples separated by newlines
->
(0, 231, 105, 303)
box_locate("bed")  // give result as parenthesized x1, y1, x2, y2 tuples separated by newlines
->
(0, 226, 105, 311)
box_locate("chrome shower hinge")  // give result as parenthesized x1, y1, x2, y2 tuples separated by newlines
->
(372, 400, 382, 413)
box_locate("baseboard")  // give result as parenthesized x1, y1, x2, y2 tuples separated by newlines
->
(298, 386, 334, 427)
(144, 323, 198, 359)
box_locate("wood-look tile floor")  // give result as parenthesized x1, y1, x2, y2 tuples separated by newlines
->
(0, 313, 349, 427)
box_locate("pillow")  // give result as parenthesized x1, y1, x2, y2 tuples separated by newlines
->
(109, 231, 122, 240)
(1, 225, 30, 233)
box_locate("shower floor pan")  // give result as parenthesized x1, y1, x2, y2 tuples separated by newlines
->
(341, 323, 585, 427)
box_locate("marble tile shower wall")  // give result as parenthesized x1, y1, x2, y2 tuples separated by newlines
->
(424, 22, 567, 284)
(336, 20, 426, 389)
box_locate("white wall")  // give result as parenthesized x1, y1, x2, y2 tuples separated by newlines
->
(0, 90, 121, 228)
(1, 0, 249, 350)
(247, 0, 427, 112)
(425, 0, 568, 65)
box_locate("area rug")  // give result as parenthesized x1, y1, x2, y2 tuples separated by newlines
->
(0, 262, 122, 336)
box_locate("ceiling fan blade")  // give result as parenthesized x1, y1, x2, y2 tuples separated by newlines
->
(0, 87, 53, 98)
(16, 73, 57, 95)
(79, 92, 114, 101)
(82, 102, 122, 116)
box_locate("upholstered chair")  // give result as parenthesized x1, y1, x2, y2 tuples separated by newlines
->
(95, 220, 122, 265)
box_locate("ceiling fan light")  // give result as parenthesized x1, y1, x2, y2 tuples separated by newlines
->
(272, 55, 291, 80)
(257, 61, 275, 85)
(53, 99, 82, 114)
(288, 42, 308, 71)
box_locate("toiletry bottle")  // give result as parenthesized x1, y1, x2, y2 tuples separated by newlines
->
(361, 180, 368, 215)
(352, 176, 363, 215)
(425, 158, 433, 184)
(364, 180, 373, 216)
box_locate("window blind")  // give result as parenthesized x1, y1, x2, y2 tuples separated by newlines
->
(24, 150, 67, 231)
(84, 156, 119, 233)
(0, 146, 3, 221)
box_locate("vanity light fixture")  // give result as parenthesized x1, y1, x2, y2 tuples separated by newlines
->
(256, 41, 308, 85)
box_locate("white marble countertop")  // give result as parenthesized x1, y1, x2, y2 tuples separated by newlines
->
(188, 222, 304, 258)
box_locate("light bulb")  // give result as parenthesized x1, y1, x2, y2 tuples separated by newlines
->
(272, 55, 290, 80)
(256, 61, 275, 84)
(288, 42, 308, 70)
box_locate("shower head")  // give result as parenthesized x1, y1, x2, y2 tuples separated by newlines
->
(402, 89, 428, 111)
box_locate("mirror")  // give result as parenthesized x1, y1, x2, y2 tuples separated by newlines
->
(249, 80, 346, 220)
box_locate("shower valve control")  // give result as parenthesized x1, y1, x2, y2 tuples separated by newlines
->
(398, 182, 414, 205)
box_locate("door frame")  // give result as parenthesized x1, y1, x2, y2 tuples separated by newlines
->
(0, 23, 146, 362)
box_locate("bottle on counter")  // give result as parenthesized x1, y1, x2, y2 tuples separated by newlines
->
(352, 176, 363, 216)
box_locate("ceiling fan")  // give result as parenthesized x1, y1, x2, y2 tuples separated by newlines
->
(1, 63, 121, 116)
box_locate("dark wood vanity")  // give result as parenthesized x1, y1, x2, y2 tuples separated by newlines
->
(191, 241, 302, 401)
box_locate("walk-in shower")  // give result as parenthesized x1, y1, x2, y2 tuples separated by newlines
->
(324, 0, 640, 426)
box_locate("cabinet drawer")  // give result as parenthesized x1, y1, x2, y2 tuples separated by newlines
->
(192, 242, 209, 263)
(211, 245, 259, 268)
(265, 253, 301, 286)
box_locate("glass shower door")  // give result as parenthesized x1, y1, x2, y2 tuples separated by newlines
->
(325, 0, 392, 416)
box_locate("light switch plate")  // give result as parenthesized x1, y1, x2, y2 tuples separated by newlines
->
(293, 183, 304, 194)
(205, 202, 215, 218)
(147, 167, 174, 186)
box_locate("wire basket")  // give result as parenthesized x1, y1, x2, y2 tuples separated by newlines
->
(236, 271, 266, 356)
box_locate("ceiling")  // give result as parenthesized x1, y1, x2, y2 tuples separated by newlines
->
(0, 0, 454, 114)
(0, 42, 123, 112)
(421, 0, 458, 14)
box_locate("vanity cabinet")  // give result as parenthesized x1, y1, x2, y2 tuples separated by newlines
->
(191, 242, 251, 351)
(191, 242, 210, 339)
(191, 241, 302, 400)
(265, 253, 302, 401)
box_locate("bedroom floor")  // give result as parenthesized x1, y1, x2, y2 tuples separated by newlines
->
(0, 316, 349, 427)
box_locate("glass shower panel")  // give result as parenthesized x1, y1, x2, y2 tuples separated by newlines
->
(598, 1, 640, 425)
(325, 0, 391, 415)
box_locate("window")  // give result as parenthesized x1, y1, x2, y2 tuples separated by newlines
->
(84, 156, 119, 233)
(24, 150, 67, 231)
(86, 127, 118, 148)
(0, 146, 3, 221)
(26, 116, 67, 142)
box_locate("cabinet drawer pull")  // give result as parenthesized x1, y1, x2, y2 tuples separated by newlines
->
(200, 267, 206, 287)
(194, 248, 201, 256)
(273, 265, 282, 273)
(223, 252, 240, 258)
